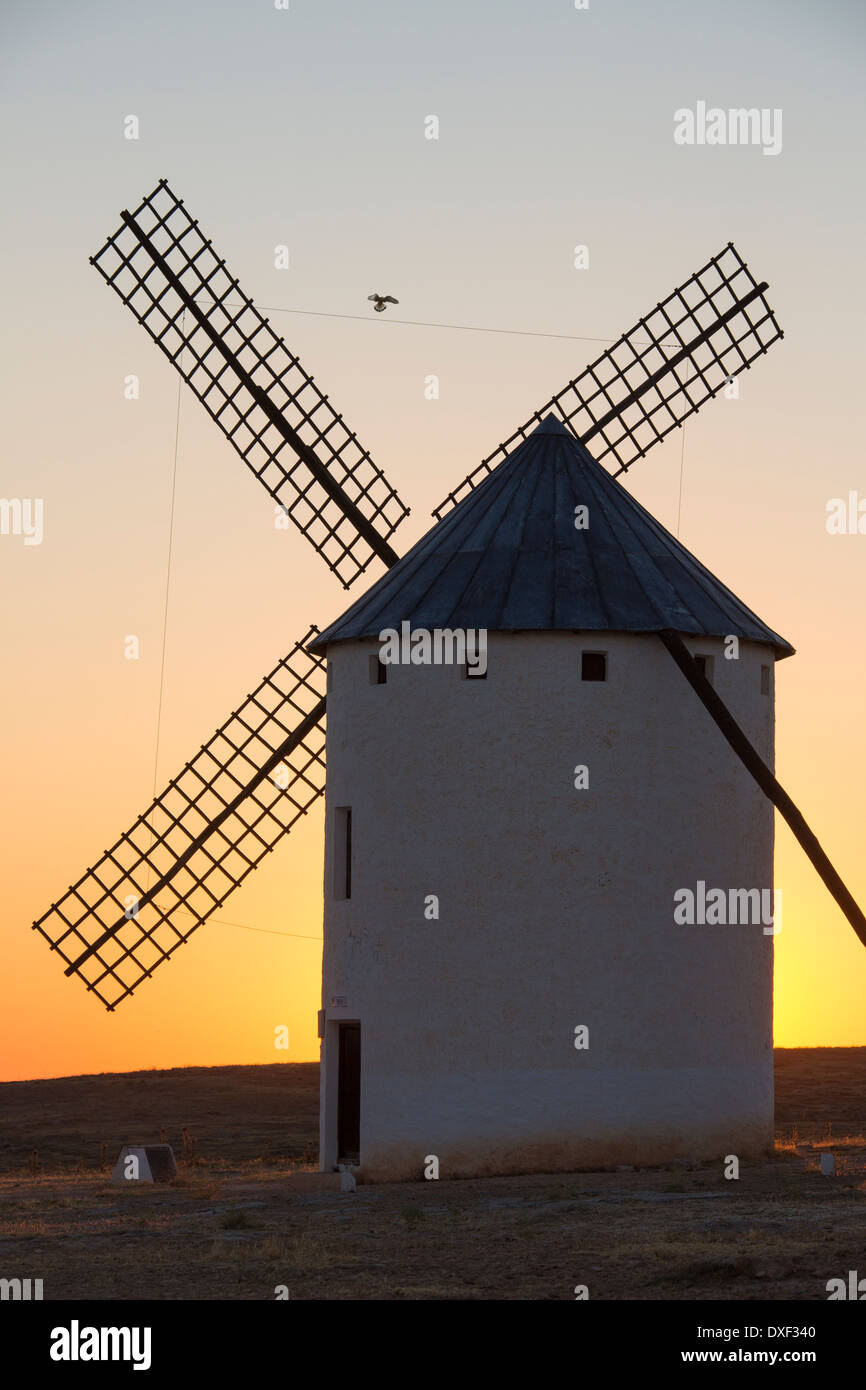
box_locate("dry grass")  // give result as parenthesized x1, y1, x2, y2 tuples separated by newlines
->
(0, 1062, 319, 1175)
(0, 1050, 863, 1300)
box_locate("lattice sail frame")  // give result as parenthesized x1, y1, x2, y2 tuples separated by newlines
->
(36, 210, 786, 1011)
(432, 243, 783, 518)
(91, 179, 408, 588)
(33, 630, 327, 1010)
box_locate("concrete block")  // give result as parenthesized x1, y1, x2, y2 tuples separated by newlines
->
(111, 1144, 177, 1185)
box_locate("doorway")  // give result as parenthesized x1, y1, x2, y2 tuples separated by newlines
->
(336, 1022, 361, 1165)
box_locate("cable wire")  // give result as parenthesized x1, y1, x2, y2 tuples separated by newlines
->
(194, 296, 679, 350)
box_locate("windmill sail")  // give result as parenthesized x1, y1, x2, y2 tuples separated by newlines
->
(33, 630, 327, 1010)
(35, 199, 814, 1015)
(659, 629, 866, 951)
(34, 176, 416, 1009)
(91, 179, 408, 587)
(432, 242, 782, 519)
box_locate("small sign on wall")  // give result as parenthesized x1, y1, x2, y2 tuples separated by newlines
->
(330, 995, 348, 1009)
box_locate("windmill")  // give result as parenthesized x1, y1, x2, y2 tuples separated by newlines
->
(32, 177, 864, 1096)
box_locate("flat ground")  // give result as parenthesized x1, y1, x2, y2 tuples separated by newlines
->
(0, 1050, 863, 1300)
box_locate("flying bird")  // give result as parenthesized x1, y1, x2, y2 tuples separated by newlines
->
(368, 293, 399, 313)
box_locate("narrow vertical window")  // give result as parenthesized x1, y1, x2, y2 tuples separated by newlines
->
(334, 807, 352, 899)
(761, 664, 771, 696)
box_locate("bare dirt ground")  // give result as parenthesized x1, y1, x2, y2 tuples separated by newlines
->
(0, 1050, 863, 1300)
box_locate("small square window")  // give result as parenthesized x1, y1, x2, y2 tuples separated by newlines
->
(581, 651, 607, 682)
(694, 654, 713, 683)
(761, 664, 771, 696)
(368, 654, 387, 685)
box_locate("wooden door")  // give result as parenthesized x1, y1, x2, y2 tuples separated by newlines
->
(337, 1022, 361, 1164)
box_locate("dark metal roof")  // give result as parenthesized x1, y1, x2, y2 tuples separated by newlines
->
(311, 416, 794, 657)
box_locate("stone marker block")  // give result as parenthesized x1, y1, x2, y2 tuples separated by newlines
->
(111, 1144, 178, 1185)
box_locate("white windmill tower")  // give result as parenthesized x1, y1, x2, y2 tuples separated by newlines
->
(33, 183, 865, 1182)
(311, 414, 792, 1179)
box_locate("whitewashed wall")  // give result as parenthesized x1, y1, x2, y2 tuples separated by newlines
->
(318, 630, 777, 1181)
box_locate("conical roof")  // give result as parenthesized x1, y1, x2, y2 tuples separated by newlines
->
(311, 416, 794, 656)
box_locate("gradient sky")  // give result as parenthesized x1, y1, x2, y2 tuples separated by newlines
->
(1, 0, 864, 1081)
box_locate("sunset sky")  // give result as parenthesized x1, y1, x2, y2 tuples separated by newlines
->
(1, 0, 864, 1082)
